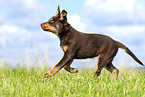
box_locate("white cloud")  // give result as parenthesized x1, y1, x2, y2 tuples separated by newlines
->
(23, 0, 36, 8)
(0, 0, 144, 67)
(68, 15, 86, 32)
(0, 38, 6, 47)
(0, 0, 42, 9)
(84, 0, 135, 12)
(82, 0, 145, 66)
(105, 25, 145, 35)
(0, 0, 46, 46)
(93, 25, 145, 45)
(1, 25, 27, 34)
(83, 0, 145, 39)
(0, 15, 3, 22)
(0, 24, 35, 47)
(84, 0, 145, 25)
(0, 0, 44, 28)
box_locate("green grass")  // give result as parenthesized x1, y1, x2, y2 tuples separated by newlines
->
(0, 67, 145, 97)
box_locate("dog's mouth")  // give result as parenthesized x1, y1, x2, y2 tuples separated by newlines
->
(41, 23, 52, 32)
(42, 28, 51, 32)
(41, 23, 59, 35)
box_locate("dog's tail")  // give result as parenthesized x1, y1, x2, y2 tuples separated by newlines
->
(117, 41, 144, 66)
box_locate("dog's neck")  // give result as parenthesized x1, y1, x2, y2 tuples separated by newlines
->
(59, 23, 70, 37)
(59, 24, 77, 46)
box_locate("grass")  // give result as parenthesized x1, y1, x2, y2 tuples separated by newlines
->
(0, 66, 145, 97)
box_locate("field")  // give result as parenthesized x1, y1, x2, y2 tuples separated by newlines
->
(0, 65, 145, 97)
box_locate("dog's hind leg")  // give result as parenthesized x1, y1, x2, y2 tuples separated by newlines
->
(93, 54, 101, 77)
(105, 63, 119, 79)
(64, 59, 78, 73)
(93, 48, 118, 77)
(92, 54, 109, 77)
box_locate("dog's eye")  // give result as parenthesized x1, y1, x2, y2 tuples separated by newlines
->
(51, 20, 55, 23)
(50, 19, 55, 24)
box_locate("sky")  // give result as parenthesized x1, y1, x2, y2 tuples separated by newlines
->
(0, 0, 145, 68)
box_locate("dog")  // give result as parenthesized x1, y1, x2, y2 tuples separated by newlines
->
(41, 6, 144, 79)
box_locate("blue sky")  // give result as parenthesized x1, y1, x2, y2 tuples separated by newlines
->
(0, 0, 145, 68)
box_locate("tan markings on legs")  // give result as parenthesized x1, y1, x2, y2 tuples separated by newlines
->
(44, 52, 73, 78)
(56, 24, 59, 29)
(93, 54, 100, 74)
(64, 60, 78, 73)
(91, 54, 101, 77)
(61, 45, 68, 52)
(44, 66, 60, 78)
(112, 69, 119, 79)
(105, 63, 119, 79)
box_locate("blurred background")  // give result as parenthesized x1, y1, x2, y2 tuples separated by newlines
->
(0, 0, 144, 69)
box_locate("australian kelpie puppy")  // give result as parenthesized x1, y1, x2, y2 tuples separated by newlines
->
(41, 6, 144, 79)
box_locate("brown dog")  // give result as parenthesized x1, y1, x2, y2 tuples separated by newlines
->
(41, 6, 144, 79)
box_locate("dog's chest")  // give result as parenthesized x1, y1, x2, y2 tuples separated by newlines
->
(61, 45, 68, 52)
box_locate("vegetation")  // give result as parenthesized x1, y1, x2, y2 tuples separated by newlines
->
(0, 65, 145, 97)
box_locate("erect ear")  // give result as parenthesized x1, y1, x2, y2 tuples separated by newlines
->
(56, 5, 60, 15)
(60, 10, 67, 22)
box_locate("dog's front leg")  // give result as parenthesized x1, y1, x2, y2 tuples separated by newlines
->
(44, 52, 74, 78)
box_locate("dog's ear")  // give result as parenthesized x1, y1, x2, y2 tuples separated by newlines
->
(60, 10, 67, 23)
(56, 5, 60, 15)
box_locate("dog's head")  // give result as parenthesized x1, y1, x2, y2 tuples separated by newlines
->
(41, 6, 69, 36)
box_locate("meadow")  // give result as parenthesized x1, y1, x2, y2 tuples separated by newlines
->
(0, 63, 145, 97)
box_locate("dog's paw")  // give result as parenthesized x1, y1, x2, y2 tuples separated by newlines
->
(91, 73, 100, 78)
(44, 71, 53, 78)
(70, 68, 78, 73)
(91, 74, 96, 78)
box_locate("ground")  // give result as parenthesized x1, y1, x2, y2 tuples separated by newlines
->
(0, 65, 145, 97)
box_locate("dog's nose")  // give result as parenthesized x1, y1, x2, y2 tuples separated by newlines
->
(41, 23, 45, 28)
(41, 23, 43, 27)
